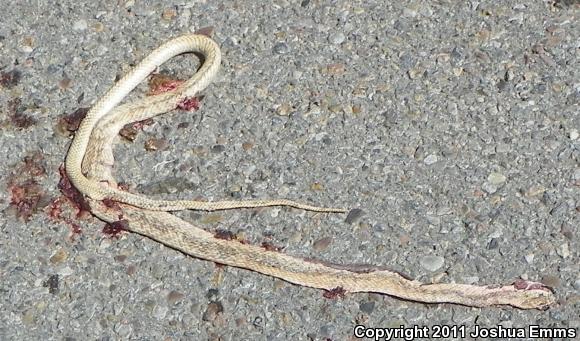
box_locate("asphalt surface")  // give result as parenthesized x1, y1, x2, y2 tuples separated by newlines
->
(1, 0, 578, 340)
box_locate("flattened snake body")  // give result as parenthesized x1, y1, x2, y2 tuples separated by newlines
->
(65, 34, 555, 309)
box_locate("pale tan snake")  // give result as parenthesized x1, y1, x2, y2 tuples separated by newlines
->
(64, 34, 556, 309)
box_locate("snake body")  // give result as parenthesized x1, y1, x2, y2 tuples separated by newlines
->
(65, 34, 556, 309)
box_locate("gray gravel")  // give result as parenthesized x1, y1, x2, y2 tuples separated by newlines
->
(1, 0, 579, 340)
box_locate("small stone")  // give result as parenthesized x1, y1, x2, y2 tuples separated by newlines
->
(310, 182, 324, 191)
(419, 255, 444, 272)
(326, 63, 346, 75)
(20, 45, 33, 53)
(206, 288, 219, 301)
(22, 309, 35, 326)
(561, 223, 573, 240)
(328, 104, 342, 113)
(126, 265, 137, 276)
(462, 276, 479, 284)
(524, 253, 534, 264)
(161, 8, 177, 21)
(152, 305, 168, 320)
(312, 237, 332, 252)
(524, 185, 545, 197)
(276, 103, 291, 116)
(202, 302, 224, 322)
(570, 129, 579, 140)
(328, 32, 346, 45)
(345, 208, 364, 224)
(550, 202, 568, 216)
(93, 22, 105, 32)
(272, 42, 290, 54)
(423, 154, 438, 165)
(49, 248, 68, 264)
(57, 266, 73, 276)
(541, 275, 561, 288)
(402, 7, 418, 17)
(482, 182, 497, 194)
(115, 323, 133, 338)
(487, 238, 499, 249)
(114, 254, 127, 262)
(210, 144, 225, 154)
(242, 141, 254, 151)
(573, 278, 580, 291)
(495, 143, 511, 153)
(487, 172, 506, 185)
(557, 243, 570, 259)
(167, 290, 186, 304)
(572, 168, 580, 180)
(359, 301, 375, 314)
(43, 275, 59, 294)
(453, 67, 464, 76)
(200, 214, 223, 224)
(144, 138, 167, 151)
(73, 19, 88, 31)
(407, 67, 423, 79)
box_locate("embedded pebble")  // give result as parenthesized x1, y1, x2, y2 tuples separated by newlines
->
(115, 323, 133, 338)
(423, 154, 438, 165)
(57, 266, 73, 276)
(272, 42, 290, 54)
(420, 255, 444, 272)
(550, 202, 569, 217)
(408, 67, 424, 80)
(202, 302, 224, 322)
(402, 7, 418, 18)
(487, 172, 506, 185)
(482, 182, 498, 194)
(557, 243, 570, 259)
(73, 19, 88, 31)
(487, 238, 499, 249)
(312, 237, 333, 251)
(524, 253, 535, 264)
(167, 290, 185, 305)
(541, 275, 561, 288)
(573, 168, 580, 180)
(49, 249, 68, 264)
(573, 278, 580, 291)
(462, 276, 479, 284)
(328, 32, 346, 45)
(359, 301, 375, 314)
(20, 44, 33, 53)
(570, 129, 579, 140)
(152, 305, 168, 320)
(345, 208, 364, 224)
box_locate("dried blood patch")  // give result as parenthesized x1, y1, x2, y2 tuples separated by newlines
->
(261, 241, 284, 252)
(56, 107, 89, 136)
(119, 118, 154, 142)
(214, 229, 236, 241)
(8, 179, 46, 221)
(56, 165, 90, 216)
(6, 152, 49, 221)
(148, 74, 184, 95)
(5, 98, 37, 129)
(0, 69, 22, 88)
(323, 287, 346, 299)
(177, 97, 200, 111)
(102, 219, 129, 238)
